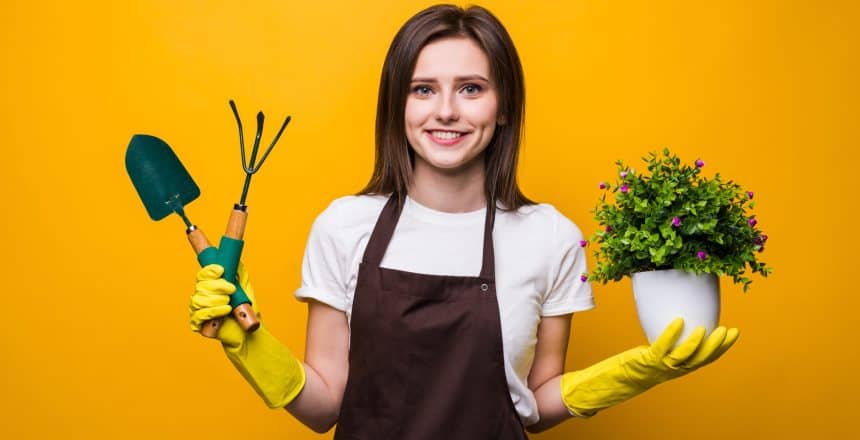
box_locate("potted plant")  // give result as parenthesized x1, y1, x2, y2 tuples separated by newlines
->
(584, 148, 773, 344)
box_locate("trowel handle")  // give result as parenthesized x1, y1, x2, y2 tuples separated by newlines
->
(187, 228, 223, 338)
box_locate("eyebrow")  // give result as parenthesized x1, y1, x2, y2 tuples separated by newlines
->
(410, 75, 490, 83)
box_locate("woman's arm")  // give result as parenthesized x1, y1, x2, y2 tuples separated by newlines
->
(525, 314, 576, 433)
(285, 299, 350, 433)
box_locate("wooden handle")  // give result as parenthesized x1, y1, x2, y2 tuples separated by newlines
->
(187, 228, 212, 255)
(225, 208, 248, 240)
(224, 207, 260, 332)
(199, 315, 222, 339)
(187, 228, 223, 339)
(233, 303, 260, 333)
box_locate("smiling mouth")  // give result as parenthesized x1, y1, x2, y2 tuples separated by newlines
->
(428, 130, 466, 139)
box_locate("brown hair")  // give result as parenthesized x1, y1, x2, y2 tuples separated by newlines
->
(356, 4, 536, 211)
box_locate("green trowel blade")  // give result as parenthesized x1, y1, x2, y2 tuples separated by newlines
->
(125, 134, 201, 221)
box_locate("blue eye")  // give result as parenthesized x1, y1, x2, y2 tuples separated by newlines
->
(461, 84, 483, 94)
(413, 85, 433, 96)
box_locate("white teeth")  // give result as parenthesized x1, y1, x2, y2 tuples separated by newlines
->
(431, 131, 463, 140)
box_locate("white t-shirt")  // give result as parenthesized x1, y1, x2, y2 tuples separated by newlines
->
(294, 194, 595, 426)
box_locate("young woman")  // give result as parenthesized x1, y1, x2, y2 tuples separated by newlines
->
(189, 4, 739, 438)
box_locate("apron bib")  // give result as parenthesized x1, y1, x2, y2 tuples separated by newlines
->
(334, 194, 528, 440)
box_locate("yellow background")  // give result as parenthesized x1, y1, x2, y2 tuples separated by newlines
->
(1, 0, 856, 438)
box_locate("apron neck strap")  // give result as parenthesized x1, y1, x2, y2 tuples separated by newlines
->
(362, 194, 496, 279)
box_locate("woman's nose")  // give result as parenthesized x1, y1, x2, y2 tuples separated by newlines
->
(435, 92, 459, 122)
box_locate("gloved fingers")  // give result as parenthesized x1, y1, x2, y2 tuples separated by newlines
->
(190, 290, 231, 311)
(663, 326, 706, 369)
(197, 264, 225, 281)
(679, 326, 727, 369)
(701, 327, 740, 366)
(195, 278, 237, 295)
(651, 317, 685, 358)
(190, 305, 232, 330)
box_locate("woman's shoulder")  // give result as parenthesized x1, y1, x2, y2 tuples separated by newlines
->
(502, 201, 586, 240)
(327, 193, 389, 212)
(312, 193, 390, 231)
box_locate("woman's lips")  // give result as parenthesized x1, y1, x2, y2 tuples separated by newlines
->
(425, 130, 469, 146)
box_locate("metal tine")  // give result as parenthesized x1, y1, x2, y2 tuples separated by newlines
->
(253, 114, 291, 172)
(246, 111, 264, 173)
(229, 100, 247, 171)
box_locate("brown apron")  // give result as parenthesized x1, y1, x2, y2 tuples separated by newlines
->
(333, 194, 528, 440)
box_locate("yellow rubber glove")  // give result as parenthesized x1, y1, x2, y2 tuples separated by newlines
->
(560, 318, 739, 418)
(189, 263, 306, 408)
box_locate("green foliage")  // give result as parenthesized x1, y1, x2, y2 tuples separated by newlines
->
(587, 148, 773, 292)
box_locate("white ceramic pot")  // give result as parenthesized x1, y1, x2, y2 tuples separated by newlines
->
(631, 269, 720, 346)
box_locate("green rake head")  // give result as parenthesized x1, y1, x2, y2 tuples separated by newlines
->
(229, 99, 291, 207)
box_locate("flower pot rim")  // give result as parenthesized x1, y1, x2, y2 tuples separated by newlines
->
(632, 268, 688, 274)
(631, 268, 718, 278)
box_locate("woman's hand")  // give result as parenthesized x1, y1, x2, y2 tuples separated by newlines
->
(188, 263, 306, 409)
(560, 318, 739, 417)
(189, 262, 259, 347)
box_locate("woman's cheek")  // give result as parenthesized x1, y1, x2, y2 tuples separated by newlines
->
(464, 98, 498, 125)
(407, 95, 434, 111)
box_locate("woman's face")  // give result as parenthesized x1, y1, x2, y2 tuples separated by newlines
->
(405, 36, 500, 174)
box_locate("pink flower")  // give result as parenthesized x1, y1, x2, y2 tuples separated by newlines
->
(620, 184, 629, 193)
(749, 217, 757, 227)
(605, 225, 613, 232)
(671, 216, 681, 227)
(580, 274, 588, 282)
(599, 181, 607, 189)
(747, 191, 754, 199)
(695, 159, 705, 168)
(697, 251, 707, 260)
(579, 239, 588, 247)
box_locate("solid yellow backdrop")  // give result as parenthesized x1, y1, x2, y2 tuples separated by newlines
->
(1, 0, 856, 438)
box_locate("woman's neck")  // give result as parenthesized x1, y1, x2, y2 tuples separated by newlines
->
(408, 154, 487, 213)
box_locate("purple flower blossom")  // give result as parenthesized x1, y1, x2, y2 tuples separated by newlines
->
(761, 234, 768, 242)
(620, 184, 629, 193)
(580, 274, 588, 282)
(748, 217, 757, 227)
(695, 159, 705, 168)
(747, 191, 754, 199)
(605, 225, 613, 233)
(599, 181, 607, 189)
(620, 170, 628, 178)
(697, 251, 707, 260)
(579, 239, 588, 247)
(671, 216, 681, 227)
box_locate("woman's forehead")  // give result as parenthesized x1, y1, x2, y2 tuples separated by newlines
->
(412, 37, 490, 81)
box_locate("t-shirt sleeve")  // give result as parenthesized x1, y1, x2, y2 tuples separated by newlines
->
(293, 199, 349, 312)
(541, 210, 596, 316)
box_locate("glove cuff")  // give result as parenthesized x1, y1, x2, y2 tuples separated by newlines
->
(223, 325, 307, 408)
(560, 370, 599, 418)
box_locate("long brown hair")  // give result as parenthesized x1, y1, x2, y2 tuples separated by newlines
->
(356, 4, 535, 211)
